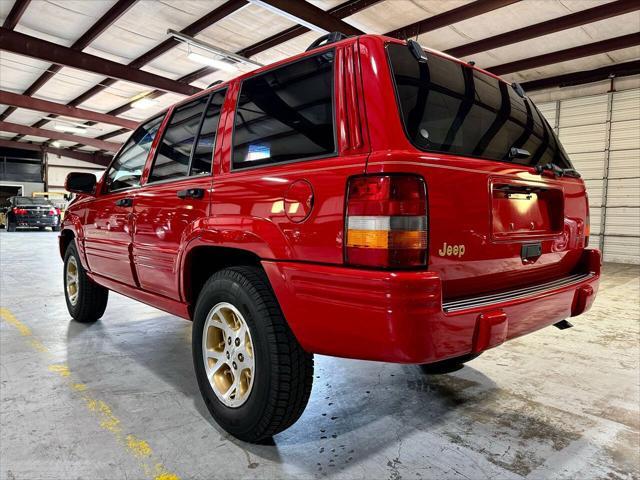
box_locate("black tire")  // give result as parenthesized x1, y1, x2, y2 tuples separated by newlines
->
(419, 353, 480, 374)
(63, 241, 108, 323)
(192, 266, 314, 443)
(52, 225, 61, 232)
(38, 226, 45, 231)
(7, 222, 16, 232)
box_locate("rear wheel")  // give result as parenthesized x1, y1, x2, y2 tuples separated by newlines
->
(52, 225, 61, 232)
(7, 221, 16, 232)
(192, 266, 314, 443)
(419, 353, 480, 374)
(64, 242, 108, 323)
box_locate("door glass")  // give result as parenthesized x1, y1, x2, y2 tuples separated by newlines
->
(105, 116, 163, 192)
(149, 96, 208, 182)
(191, 90, 226, 175)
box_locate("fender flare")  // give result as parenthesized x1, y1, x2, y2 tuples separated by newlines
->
(176, 215, 294, 302)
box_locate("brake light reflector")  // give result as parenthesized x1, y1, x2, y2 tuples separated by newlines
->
(345, 175, 427, 267)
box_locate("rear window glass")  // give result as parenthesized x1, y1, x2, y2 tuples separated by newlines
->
(386, 43, 571, 168)
(232, 50, 336, 169)
(14, 197, 52, 206)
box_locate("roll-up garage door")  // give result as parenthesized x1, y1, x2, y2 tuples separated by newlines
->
(538, 88, 640, 265)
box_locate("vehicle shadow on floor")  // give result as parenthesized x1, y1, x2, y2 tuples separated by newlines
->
(64, 314, 573, 478)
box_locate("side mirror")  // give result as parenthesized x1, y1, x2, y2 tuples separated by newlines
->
(65, 172, 97, 195)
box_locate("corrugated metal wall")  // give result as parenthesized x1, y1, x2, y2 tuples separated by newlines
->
(538, 88, 640, 264)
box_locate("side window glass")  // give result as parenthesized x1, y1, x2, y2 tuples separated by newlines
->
(149, 96, 208, 183)
(232, 51, 335, 169)
(105, 116, 163, 192)
(191, 90, 226, 176)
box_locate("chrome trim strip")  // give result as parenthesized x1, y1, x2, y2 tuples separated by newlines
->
(443, 272, 595, 313)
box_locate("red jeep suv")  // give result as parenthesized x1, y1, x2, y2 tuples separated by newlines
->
(61, 34, 600, 442)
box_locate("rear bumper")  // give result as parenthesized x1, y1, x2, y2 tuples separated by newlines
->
(14, 215, 59, 227)
(262, 249, 601, 364)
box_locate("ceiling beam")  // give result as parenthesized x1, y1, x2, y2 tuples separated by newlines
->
(54, 0, 379, 128)
(0, 0, 138, 123)
(0, 139, 112, 166)
(0, 121, 122, 152)
(488, 32, 640, 76)
(253, 0, 363, 36)
(384, 0, 520, 39)
(522, 59, 640, 91)
(447, 0, 640, 58)
(0, 28, 202, 96)
(0, 90, 138, 129)
(20, 0, 245, 137)
(240, 0, 380, 58)
(2, 0, 31, 30)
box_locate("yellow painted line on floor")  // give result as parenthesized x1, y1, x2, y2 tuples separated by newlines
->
(1, 307, 180, 480)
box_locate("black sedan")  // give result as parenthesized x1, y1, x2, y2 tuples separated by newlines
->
(1, 196, 61, 232)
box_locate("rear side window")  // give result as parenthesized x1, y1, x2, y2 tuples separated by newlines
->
(105, 115, 163, 192)
(149, 90, 226, 183)
(232, 51, 335, 169)
(387, 43, 571, 168)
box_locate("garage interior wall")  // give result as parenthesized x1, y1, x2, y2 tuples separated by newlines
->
(535, 81, 640, 265)
(45, 154, 105, 191)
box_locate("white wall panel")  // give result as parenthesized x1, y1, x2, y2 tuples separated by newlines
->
(584, 179, 604, 207)
(604, 207, 640, 236)
(558, 94, 608, 127)
(610, 119, 640, 151)
(569, 151, 605, 180)
(559, 123, 607, 154)
(603, 236, 640, 265)
(609, 149, 640, 179)
(606, 178, 640, 208)
(590, 207, 602, 235)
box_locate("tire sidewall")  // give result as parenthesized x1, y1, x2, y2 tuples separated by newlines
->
(192, 272, 273, 437)
(63, 242, 81, 317)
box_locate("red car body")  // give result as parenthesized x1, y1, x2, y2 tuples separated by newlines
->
(60, 35, 600, 364)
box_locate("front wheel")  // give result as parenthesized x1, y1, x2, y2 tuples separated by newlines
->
(192, 266, 314, 443)
(64, 242, 109, 323)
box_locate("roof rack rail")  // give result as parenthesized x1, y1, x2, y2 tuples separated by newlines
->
(306, 32, 350, 52)
(207, 80, 224, 89)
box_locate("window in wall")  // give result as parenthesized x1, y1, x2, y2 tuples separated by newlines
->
(232, 51, 335, 169)
(105, 115, 163, 192)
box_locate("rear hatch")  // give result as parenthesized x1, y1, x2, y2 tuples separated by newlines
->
(385, 43, 590, 300)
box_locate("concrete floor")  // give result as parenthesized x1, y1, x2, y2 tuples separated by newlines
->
(0, 231, 638, 480)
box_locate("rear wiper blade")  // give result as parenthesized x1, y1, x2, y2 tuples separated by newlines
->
(534, 162, 581, 178)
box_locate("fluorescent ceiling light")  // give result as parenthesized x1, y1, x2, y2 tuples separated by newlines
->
(246, 0, 328, 34)
(55, 124, 87, 134)
(167, 29, 263, 69)
(130, 97, 157, 109)
(186, 51, 237, 72)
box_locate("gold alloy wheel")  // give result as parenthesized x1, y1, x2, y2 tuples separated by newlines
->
(66, 256, 79, 306)
(202, 302, 255, 408)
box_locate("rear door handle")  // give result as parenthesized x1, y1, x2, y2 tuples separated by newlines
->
(177, 188, 205, 199)
(115, 198, 133, 207)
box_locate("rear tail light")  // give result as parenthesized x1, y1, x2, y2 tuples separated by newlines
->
(585, 207, 590, 247)
(13, 208, 28, 215)
(345, 175, 427, 268)
(48, 208, 57, 216)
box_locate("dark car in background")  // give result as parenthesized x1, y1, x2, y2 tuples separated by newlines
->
(0, 196, 61, 232)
